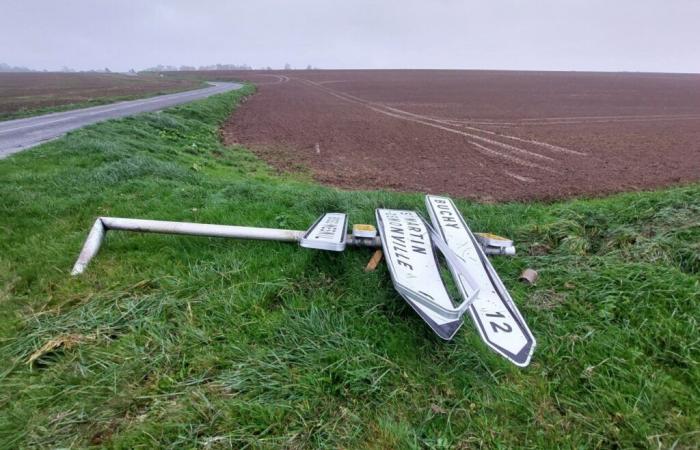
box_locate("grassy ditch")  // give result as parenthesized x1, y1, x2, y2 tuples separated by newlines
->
(0, 85, 698, 448)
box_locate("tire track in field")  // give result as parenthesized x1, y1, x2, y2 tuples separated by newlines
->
(298, 78, 557, 178)
(418, 116, 587, 156)
(289, 79, 523, 192)
(439, 113, 700, 127)
(251, 74, 290, 85)
(297, 78, 564, 177)
(299, 78, 582, 162)
(302, 84, 582, 158)
(298, 79, 537, 169)
(504, 170, 535, 183)
(377, 104, 587, 156)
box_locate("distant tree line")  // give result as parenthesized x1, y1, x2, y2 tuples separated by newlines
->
(142, 63, 320, 72)
(142, 63, 254, 72)
(1, 62, 320, 73)
(0, 63, 116, 73)
(0, 62, 36, 72)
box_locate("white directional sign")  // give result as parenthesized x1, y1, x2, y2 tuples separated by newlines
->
(425, 196, 535, 366)
(299, 213, 348, 251)
(376, 209, 468, 339)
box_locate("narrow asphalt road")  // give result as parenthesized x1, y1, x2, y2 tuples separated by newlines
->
(0, 82, 243, 159)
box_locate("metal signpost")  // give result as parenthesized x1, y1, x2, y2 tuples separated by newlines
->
(72, 195, 536, 367)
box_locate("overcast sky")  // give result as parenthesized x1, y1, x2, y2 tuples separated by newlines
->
(1, 0, 699, 73)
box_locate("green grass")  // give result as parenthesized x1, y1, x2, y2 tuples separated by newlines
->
(0, 85, 698, 449)
(0, 81, 207, 122)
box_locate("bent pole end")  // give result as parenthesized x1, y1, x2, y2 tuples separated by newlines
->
(70, 217, 308, 276)
(71, 218, 106, 276)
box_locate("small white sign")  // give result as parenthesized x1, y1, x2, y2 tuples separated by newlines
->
(299, 213, 348, 251)
(426, 196, 536, 367)
(376, 209, 464, 339)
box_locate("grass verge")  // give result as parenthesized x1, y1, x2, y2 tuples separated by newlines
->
(0, 85, 698, 448)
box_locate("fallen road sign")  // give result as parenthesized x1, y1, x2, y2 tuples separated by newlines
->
(299, 212, 348, 251)
(70, 197, 535, 367)
(375, 209, 472, 340)
(425, 195, 535, 366)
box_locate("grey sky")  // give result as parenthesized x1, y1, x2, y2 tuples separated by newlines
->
(1, 0, 699, 73)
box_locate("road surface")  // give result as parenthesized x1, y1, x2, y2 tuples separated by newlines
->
(0, 82, 242, 159)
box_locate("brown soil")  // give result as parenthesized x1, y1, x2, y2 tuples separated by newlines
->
(0, 73, 200, 118)
(220, 70, 700, 201)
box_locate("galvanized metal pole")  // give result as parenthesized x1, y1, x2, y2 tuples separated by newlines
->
(71, 217, 381, 275)
(100, 217, 304, 241)
(71, 216, 504, 276)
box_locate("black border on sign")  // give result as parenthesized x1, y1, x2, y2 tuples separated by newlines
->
(375, 209, 462, 340)
(300, 212, 347, 250)
(425, 196, 535, 366)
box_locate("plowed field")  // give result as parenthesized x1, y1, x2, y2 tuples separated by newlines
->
(0, 72, 200, 119)
(221, 70, 700, 201)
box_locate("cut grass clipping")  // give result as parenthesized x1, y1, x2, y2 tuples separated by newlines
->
(1, 84, 698, 449)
